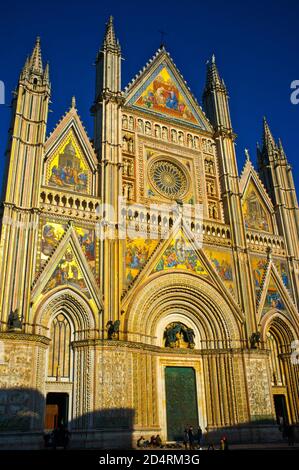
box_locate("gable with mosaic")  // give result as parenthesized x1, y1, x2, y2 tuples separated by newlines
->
(46, 132, 89, 193)
(130, 63, 205, 126)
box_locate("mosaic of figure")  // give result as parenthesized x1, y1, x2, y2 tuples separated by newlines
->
(41, 222, 66, 257)
(274, 260, 289, 289)
(43, 247, 90, 298)
(154, 235, 208, 276)
(75, 226, 96, 273)
(40, 222, 96, 275)
(125, 238, 159, 285)
(263, 276, 285, 313)
(48, 139, 88, 192)
(251, 257, 268, 292)
(135, 66, 197, 123)
(242, 183, 271, 232)
(205, 249, 235, 296)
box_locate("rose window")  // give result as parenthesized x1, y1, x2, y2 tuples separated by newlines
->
(149, 160, 188, 198)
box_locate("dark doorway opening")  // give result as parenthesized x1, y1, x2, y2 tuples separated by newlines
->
(273, 394, 289, 427)
(165, 366, 199, 441)
(45, 392, 69, 430)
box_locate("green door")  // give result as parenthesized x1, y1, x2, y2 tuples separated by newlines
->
(165, 366, 199, 441)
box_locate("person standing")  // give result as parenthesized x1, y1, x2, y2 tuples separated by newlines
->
(220, 436, 229, 450)
(287, 425, 295, 446)
(205, 426, 215, 450)
(183, 427, 189, 450)
(196, 426, 203, 449)
(188, 426, 195, 450)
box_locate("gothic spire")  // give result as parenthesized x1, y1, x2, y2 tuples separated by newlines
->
(262, 116, 277, 151)
(202, 54, 231, 131)
(204, 54, 222, 91)
(29, 36, 43, 75)
(102, 16, 120, 52)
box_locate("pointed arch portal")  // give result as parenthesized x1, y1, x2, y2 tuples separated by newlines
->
(34, 288, 96, 431)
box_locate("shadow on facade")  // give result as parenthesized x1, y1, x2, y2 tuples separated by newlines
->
(0, 387, 297, 449)
(69, 408, 135, 449)
(0, 387, 135, 449)
(203, 421, 284, 447)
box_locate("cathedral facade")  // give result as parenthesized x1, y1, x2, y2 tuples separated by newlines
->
(0, 17, 299, 448)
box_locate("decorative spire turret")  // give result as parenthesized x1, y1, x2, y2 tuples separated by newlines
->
(98, 15, 121, 56)
(262, 117, 277, 153)
(103, 16, 117, 46)
(204, 54, 222, 90)
(202, 54, 232, 132)
(0, 36, 50, 325)
(278, 138, 287, 161)
(245, 148, 251, 162)
(20, 56, 30, 80)
(93, 15, 122, 153)
(19, 37, 47, 84)
(43, 61, 50, 85)
(29, 36, 43, 75)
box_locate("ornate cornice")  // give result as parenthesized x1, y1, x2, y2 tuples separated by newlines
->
(72, 338, 268, 356)
(0, 331, 50, 346)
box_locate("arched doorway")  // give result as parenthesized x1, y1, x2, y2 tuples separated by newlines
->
(45, 312, 73, 430)
(124, 272, 243, 441)
(34, 288, 97, 432)
(262, 311, 299, 431)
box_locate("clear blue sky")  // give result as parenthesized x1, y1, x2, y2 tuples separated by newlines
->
(0, 0, 298, 193)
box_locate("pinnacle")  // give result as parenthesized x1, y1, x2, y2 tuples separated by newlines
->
(29, 36, 43, 74)
(205, 54, 222, 89)
(262, 116, 276, 150)
(245, 148, 251, 162)
(103, 15, 118, 48)
(278, 138, 287, 161)
(43, 62, 50, 83)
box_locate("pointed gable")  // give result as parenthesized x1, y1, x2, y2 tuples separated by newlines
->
(240, 159, 274, 233)
(133, 65, 197, 124)
(121, 221, 241, 319)
(256, 261, 296, 322)
(262, 273, 286, 315)
(242, 181, 273, 232)
(152, 230, 209, 276)
(32, 224, 102, 307)
(44, 104, 97, 195)
(43, 244, 91, 298)
(125, 48, 212, 131)
(39, 220, 96, 276)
